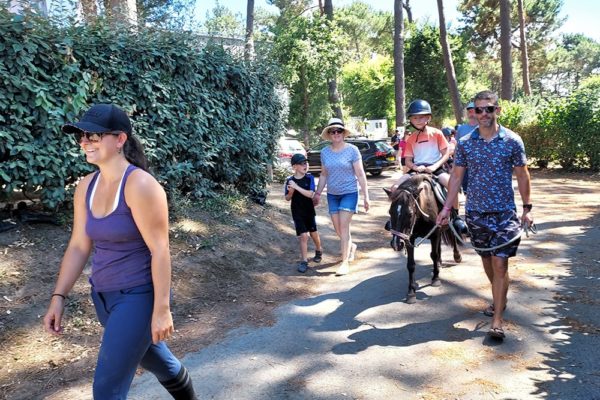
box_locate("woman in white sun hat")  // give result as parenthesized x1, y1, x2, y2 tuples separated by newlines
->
(313, 118, 370, 276)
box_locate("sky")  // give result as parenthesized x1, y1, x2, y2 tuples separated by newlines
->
(195, 0, 600, 42)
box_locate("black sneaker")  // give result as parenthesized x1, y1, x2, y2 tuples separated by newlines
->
(297, 261, 309, 273)
(313, 250, 322, 263)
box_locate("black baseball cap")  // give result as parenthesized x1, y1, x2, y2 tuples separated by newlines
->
(291, 153, 308, 165)
(62, 104, 132, 135)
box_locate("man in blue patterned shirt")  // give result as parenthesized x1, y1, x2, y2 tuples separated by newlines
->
(436, 90, 534, 341)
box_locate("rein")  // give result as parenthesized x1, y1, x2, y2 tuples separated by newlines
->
(389, 228, 411, 241)
(398, 189, 430, 218)
(390, 187, 433, 247)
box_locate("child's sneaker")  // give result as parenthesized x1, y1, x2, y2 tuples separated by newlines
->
(313, 250, 323, 263)
(297, 260, 309, 273)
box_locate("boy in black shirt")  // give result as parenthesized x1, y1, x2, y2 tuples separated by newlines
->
(285, 153, 323, 273)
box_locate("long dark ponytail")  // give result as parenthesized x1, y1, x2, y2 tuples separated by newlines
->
(123, 134, 149, 172)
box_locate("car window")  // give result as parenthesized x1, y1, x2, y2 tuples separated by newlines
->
(310, 141, 331, 151)
(375, 141, 393, 151)
(280, 139, 306, 153)
(351, 142, 369, 151)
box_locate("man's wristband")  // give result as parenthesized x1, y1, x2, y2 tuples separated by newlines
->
(523, 204, 533, 211)
(52, 293, 67, 300)
(314, 192, 321, 196)
(442, 205, 452, 212)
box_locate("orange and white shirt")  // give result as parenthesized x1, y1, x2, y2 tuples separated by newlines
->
(404, 126, 448, 165)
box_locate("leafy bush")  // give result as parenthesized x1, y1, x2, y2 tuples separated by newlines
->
(0, 10, 286, 209)
(537, 78, 600, 170)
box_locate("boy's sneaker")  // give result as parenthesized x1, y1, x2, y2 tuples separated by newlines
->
(297, 261, 309, 273)
(313, 250, 323, 263)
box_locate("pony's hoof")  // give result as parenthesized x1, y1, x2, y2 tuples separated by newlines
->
(453, 254, 462, 263)
(431, 279, 441, 287)
(406, 295, 417, 304)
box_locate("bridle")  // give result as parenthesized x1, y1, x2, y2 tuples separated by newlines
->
(389, 189, 430, 249)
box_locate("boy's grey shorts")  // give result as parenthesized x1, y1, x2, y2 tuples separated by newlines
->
(466, 209, 521, 258)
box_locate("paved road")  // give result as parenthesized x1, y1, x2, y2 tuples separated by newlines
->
(129, 171, 600, 400)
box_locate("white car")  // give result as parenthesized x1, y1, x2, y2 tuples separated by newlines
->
(276, 137, 306, 168)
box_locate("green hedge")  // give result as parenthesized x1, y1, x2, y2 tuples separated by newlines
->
(0, 10, 285, 209)
(536, 78, 600, 170)
(498, 83, 600, 171)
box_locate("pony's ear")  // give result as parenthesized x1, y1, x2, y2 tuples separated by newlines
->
(383, 187, 393, 198)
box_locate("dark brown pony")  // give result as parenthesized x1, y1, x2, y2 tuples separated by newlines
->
(384, 174, 462, 303)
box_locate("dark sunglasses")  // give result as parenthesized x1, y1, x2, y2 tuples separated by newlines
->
(328, 128, 345, 135)
(74, 131, 121, 144)
(474, 106, 498, 114)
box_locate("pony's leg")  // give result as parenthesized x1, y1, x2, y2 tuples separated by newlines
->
(452, 233, 462, 263)
(430, 232, 442, 287)
(406, 240, 417, 304)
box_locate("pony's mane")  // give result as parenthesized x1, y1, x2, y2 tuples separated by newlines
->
(391, 174, 432, 202)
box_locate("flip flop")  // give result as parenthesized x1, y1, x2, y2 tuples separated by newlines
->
(488, 327, 506, 340)
(483, 304, 507, 317)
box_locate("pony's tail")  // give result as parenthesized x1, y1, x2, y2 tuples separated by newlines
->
(440, 225, 463, 248)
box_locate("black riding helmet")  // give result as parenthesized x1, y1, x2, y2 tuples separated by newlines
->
(406, 99, 432, 132)
(406, 99, 432, 117)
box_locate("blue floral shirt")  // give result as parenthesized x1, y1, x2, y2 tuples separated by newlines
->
(454, 125, 527, 212)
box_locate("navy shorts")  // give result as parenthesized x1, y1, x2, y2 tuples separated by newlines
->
(466, 210, 522, 258)
(293, 214, 317, 236)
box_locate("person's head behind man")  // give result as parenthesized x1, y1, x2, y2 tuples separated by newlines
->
(465, 101, 477, 126)
(473, 90, 501, 129)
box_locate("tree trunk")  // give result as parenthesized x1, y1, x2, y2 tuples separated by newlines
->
(394, 0, 406, 128)
(403, 0, 413, 24)
(80, 0, 97, 22)
(104, 0, 137, 25)
(324, 0, 343, 119)
(499, 0, 513, 100)
(301, 65, 310, 148)
(244, 0, 255, 61)
(437, 0, 462, 124)
(517, 0, 531, 96)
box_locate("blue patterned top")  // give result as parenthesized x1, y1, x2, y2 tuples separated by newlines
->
(454, 125, 527, 212)
(321, 144, 361, 195)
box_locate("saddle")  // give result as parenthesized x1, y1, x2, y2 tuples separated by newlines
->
(429, 175, 447, 205)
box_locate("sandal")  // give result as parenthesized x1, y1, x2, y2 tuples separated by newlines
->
(483, 303, 507, 317)
(488, 327, 506, 340)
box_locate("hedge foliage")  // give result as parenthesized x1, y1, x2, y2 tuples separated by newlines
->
(499, 80, 600, 171)
(0, 10, 285, 209)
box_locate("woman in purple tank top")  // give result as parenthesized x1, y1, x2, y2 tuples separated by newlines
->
(43, 104, 197, 399)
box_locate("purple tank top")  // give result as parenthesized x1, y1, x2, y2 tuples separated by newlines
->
(85, 165, 152, 292)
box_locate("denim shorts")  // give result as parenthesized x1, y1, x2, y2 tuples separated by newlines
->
(466, 209, 522, 258)
(327, 191, 359, 214)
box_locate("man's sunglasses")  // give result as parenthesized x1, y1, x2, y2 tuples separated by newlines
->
(474, 106, 498, 114)
(74, 131, 121, 144)
(328, 128, 345, 135)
